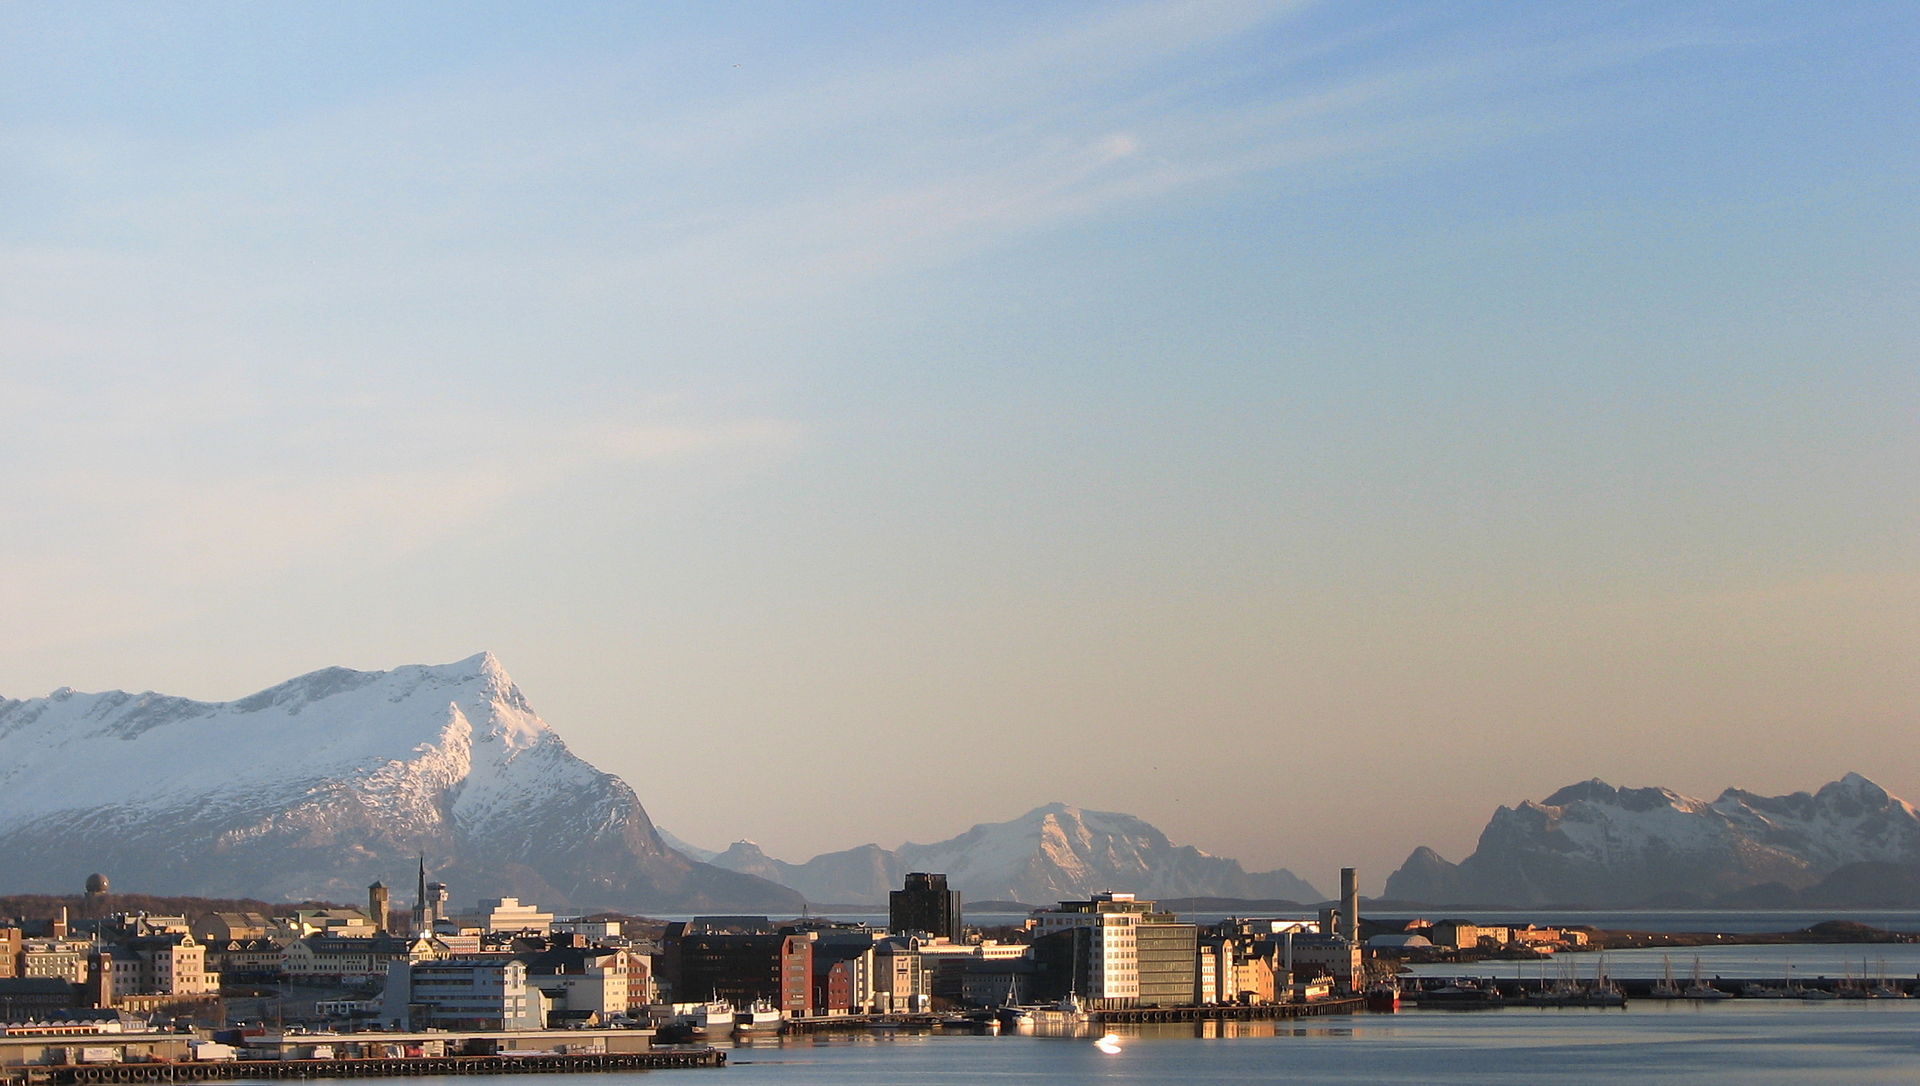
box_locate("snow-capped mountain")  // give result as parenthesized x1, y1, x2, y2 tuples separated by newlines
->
(0, 653, 800, 914)
(693, 803, 1325, 906)
(1384, 774, 1920, 907)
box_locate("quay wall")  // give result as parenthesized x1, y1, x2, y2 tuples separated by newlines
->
(783, 998, 1371, 1033)
(1098, 998, 1367, 1024)
(4, 1050, 724, 1086)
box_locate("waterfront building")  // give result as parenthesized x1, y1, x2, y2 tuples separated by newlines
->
(380, 958, 544, 1031)
(915, 938, 1028, 1006)
(658, 923, 813, 1016)
(1197, 936, 1285, 1004)
(1137, 919, 1199, 1006)
(872, 937, 928, 1013)
(806, 930, 889, 1015)
(523, 945, 629, 1026)
(621, 948, 655, 1012)
(1281, 932, 1360, 989)
(1427, 919, 1486, 950)
(958, 957, 1034, 1007)
(1511, 924, 1588, 949)
(889, 873, 962, 940)
(1029, 892, 1197, 1009)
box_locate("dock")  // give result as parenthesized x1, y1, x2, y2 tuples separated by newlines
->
(783, 997, 1371, 1033)
(11, 1050, 725, 1085)
(1096, 998, 1367, 1024)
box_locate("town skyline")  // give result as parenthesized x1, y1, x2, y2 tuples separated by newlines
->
(5, 3, 1915, 887)
(3, 652, 1915, 911)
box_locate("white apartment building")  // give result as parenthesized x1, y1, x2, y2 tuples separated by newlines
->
(108, 934, 217, 996)
(381, 959, 544, 1031)
(1031, 893, 1151, 1004)
(475, 898, 554, 935)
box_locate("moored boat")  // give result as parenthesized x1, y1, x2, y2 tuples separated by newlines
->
(1413, 980, 1502, 1008)
(1365, 983, 1400, 1012)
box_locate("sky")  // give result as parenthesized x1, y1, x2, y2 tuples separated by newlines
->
(3, 1, 1916, 894)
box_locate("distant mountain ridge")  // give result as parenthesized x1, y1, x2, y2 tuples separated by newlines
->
(1385, 773, 1920, 907)
(0, 654, 800, 914)
(682, 803, 1324, 906)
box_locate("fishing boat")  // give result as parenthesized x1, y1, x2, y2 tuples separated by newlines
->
(1365, 982, 1401, 1013)
(1027, 992, 1091, 1028)
(732, 1001, 784, 1035)
(995, 1005, 1034, 1029)
(1413, 979, 1503, 1008)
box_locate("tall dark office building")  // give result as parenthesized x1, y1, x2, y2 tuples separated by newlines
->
(889, 872, 962, 939)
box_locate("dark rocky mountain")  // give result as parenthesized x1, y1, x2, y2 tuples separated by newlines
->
(1385, 774, 1920, 907)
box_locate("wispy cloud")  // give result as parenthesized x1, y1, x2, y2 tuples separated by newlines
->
(0, 0, 1770, 654)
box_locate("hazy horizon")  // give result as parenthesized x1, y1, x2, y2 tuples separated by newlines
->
(5, 2, 1915, 893)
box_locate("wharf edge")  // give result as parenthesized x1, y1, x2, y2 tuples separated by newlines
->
(783, 996, 1369, 1033)
(10, 1050, 724, 1085)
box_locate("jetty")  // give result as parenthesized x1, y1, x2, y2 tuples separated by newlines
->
(1097, 997, 1366, 1024)
(14, 1050, 724, 1085)
(0, 1027, 724, 1086)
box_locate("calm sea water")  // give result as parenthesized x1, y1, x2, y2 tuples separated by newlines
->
(399, 1003, 1920, 1085)
(610, 911, 1920, 1080)
(1404, 942, 1920, 982)
(668, 908, 1920, 935)
(1367, 909, 1920, 936)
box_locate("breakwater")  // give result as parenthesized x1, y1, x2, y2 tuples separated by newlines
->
(1097, 997, 1367, 1024)
(17, 1050, 724, 1085)
(782, 998, 1369, 1034)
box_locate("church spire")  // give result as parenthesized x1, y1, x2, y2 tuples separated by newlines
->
(414, 854, 429, 929)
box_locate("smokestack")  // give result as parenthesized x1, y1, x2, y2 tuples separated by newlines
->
(1340, 868, 1359, 946)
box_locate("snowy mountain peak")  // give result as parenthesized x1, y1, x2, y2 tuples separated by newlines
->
(1538, 778, 1687, 814)
(703, 802, 1324, 906)
(1388, 774, 1920, 907)
(0, 655, 801, 913)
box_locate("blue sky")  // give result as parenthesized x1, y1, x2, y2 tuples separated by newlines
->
(4, 1, 1915, 888)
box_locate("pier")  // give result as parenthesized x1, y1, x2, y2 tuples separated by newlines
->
(1096, 997, 1367, 1024)
(7, 1050, 725, 1086)
(781, 997, 1370, 1034)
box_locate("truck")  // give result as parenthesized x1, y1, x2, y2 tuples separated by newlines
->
(188, 1042, 238, 1063)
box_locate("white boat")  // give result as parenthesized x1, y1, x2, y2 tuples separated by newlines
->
(733, 1001, 784, 1035)
(1648, 956, 1683, 999)
(1681, 956, 1729, 1000)
(1026, 993, 1092, 1028)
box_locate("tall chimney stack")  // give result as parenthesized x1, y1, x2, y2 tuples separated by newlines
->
(1340, 868, 1359, 946)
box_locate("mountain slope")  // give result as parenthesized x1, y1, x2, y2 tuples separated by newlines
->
(1384, 774, 1920, 907)
(701, 803, 1324, 906)
(0, 654, 800, 914)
